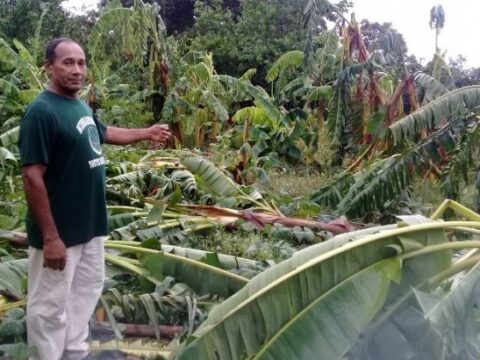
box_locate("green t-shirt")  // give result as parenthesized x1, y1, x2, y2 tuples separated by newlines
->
(19, 90, 108, 249)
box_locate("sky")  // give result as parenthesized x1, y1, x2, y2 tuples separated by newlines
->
(352, 0, 478, 67)
(61, 0, 480, 67)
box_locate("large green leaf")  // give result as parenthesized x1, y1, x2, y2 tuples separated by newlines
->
(345, 232, 456, 360)
(0, 126, 19, 148)
(389, 85, 480, 144)
(0, 147, 16, 166)
(0, 259, 28, 300)
(173, 222, 458, 359)
(215, 75, 283, 123)
(181, 157, 238, 197)
(266, 50, 304, 83)
(415, 73, 448, 105)
(415, 262, 480, 358)
(201, 91, 228, 122)
(160, 244, 269, 274)
(142, 253, 248, 298)
(0, 79, 21, 99)
(88, 6, 146, 67)
(105, 242, 248, 298)
(254, 259, 401, 360)
(0, 39, 44, 91)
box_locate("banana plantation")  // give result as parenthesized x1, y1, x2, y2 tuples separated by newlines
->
(2, 0, 480, 359)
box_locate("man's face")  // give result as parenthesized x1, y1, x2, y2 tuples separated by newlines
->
(45, 42, 87, 97)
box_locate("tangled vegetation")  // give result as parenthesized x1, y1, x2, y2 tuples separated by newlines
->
(1, 0, 480, 359)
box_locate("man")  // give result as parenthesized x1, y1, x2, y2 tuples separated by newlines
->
(18, 38, 171, 360)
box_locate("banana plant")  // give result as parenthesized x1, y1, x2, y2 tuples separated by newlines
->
(87, 0, 175, 135)
(313, 85, 480, 218)
(0, 37, 45, 121)
(160, 52, 229, 147)
(0, 8, 46, 121)
(172, 200, 480, 359)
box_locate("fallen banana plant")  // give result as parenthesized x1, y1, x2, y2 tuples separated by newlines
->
(181, 156, 281, 215)
(172, 200, 480, 359)
(104, 241, 249, 298)
(108, 240, 272, 275)
(173, 204, 357, 234)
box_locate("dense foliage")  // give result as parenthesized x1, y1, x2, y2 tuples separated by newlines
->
(1, 0, 480, 358)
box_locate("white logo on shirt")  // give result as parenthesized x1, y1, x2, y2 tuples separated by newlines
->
(76, 116, 103, 157)
(76, 116, 95, 134)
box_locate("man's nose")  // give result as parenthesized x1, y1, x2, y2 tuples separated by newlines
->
(72, 63, 84, 74)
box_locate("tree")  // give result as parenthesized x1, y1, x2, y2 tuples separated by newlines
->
(448, 55, 480, 88)
(99, 0, 242, 34)
(360, 20, 408, 72)
(0, 0, 94, 51)
(429, 4, 445, 54)
(188, 0, 311, 86)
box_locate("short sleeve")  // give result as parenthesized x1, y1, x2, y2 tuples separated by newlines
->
(93, 114, 107, 144)
(18, 102, 58, 166)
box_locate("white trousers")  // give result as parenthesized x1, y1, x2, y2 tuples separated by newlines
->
(27, 237, 105, 360)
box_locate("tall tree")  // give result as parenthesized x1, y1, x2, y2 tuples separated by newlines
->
(100, 0, 242, 34)
(189, 0, 314, 85)
(429, 4, 445, 54)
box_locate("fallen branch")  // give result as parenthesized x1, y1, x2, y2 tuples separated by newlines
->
(92, 321, 183, 339)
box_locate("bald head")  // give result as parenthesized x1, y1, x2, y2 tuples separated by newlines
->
(45, 38, 83, 64)
(44, 39, 87, 98)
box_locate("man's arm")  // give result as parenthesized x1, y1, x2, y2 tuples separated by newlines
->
(104, 124, 171, 145)
(22, 164, 66, 270)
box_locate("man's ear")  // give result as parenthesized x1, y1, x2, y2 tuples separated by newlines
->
(43, 60, 52, 77)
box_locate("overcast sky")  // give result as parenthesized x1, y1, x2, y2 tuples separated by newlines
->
(61, 0, 479, 67)
(353, 0, 478, 67)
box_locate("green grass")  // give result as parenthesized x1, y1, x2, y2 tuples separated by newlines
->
(259, 167, 332, 199)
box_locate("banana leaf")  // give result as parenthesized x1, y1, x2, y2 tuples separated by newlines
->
(0, 126, 19, 148)
(0, 259, 28, 300)
(388, 85, 480, 144)
(415, 262, 480, 358)
(181, 157, 238, 197)
(105, 243, 249, 298)
(345, 253, 480, 360)
(144, 252, 248, 299)
(172, 221, 465, 359)
(254, 259, 401, 359)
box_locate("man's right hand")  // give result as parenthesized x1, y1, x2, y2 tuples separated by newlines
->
(43, 238, 67, 271)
